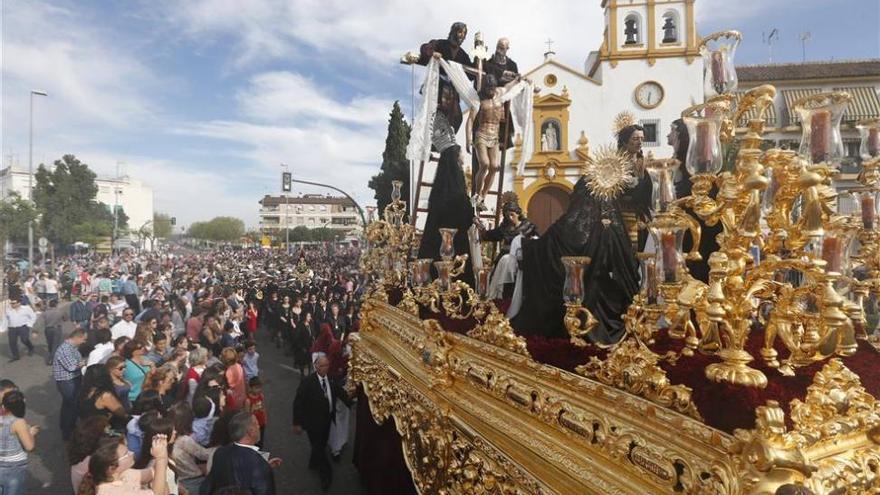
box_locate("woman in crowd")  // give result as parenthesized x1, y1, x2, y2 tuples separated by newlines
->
(78, 364, 129, 431)
(132, 416, 177, 495)
(185, 347, 209, 404)
(245, 301, 259, 339)
(140, 365, 178, 411)
(292, 313, 314, 377)
(123, 340, 154, 404)
(77, 434, 169, 495)
(0, 390, 39, 495)
(69, 415, 111, 493)
(221, 348, 246, 412)
(106, 356, 132, 412)
(170, 403, 214, 494)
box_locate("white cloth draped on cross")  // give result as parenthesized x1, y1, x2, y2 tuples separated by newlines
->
(406, 58, 534, 175)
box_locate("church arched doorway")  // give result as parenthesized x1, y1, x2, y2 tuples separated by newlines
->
(527, 185, 570, 235)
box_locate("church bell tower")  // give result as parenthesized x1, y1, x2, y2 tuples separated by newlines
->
(599, 0, 699, 67)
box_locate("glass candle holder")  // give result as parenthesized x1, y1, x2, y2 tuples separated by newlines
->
(857, 118, 880, 160)
(700, 31, 741, 98)
(475, 266, 492, 299)
(645, 156, 681, 213)
(410, 258, 433, 287)
(561, 257, 590, 304)
(820, 229, 854, 276)
(391, 180, 403, 203)
(649, 222, 686, 284)
(638, 254, 659, 305)
(433, 261, 451, 291)
(858, 189, 880, 231)
(793, 92, 852, 167)
(682, 104, 724, 176)
(438, 228, 457, 261)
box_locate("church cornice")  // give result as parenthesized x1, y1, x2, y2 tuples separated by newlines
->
(523, 59, 601, 86)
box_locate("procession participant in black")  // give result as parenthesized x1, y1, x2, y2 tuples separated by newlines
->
(411, 22, 474, 132)
(292, 355, 353, 490)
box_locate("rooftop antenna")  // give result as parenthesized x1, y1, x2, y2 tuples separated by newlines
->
(762, 28, 779, 64)
(799, 31, 812, 62)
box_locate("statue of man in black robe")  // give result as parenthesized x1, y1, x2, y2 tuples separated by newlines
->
(405, 22, 474, 132)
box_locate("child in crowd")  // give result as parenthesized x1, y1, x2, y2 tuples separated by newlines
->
(191, 395, 217, 447)
(241, 340, 260, 382)
(245, 376, 267, 449)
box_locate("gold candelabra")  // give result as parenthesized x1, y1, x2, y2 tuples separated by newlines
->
(626, 31, 870, 388)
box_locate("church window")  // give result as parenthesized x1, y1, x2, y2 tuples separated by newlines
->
(639, 119, 660, 147)
(662, 11, 679, 43)
(624, 13, 641, 45)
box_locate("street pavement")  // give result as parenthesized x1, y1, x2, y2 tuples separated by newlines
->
(0, 305, 367, 494)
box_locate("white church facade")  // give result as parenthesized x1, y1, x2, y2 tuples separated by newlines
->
(505, 0, 704, 233)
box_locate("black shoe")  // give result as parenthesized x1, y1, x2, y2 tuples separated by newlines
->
(27, 348, 34, 356)
(331, 453, 341, 463)
(321, 477, 332, 491)
(8, 357, 20, 363)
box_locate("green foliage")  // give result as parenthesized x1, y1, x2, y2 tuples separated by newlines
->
(32, 154, 125, 246)
(285, 226, 344, 243)
(187, 216, 245, 241)
(153, 212, 173, 238)
(0, 193, 38, 243)
(368, 101, 411, 214)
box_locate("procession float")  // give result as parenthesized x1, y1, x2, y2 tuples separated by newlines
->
(349, 5, 880, 494)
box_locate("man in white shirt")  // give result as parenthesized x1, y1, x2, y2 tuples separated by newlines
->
(110, 308, 137, 340)
(5, 298, 37, 362)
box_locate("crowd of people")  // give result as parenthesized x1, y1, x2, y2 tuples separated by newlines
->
(1, 243, 363, 494)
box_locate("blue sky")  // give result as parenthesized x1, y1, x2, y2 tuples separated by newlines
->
(2, 0, 877, 228)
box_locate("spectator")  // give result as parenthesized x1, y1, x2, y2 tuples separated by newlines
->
(111, 309, 137, 341)
(191, 396, 216, 447)
(244, 377, 267, 449)
(185, 347, 209, 404)
(70, 292, 92, 330)
(199, 411, 281, 495)
(41, 298, 65, 365)
(170, 403, 214, 494)
(87, 328, 115, 366)
(0, 390, 39, 495)
(69, 415, 111, 492)
(106, 356, 132, 412)
(241, 340, 260, 382)
(78, 364, 129, 431)
(4, 296, 36, 362)
(54, 328, 88, 441)
(245, 301, 258, 338)
(222, 348, 246, 412)
(122, 340, 154, 404)
(108, 294, 128, 322)
(144, 333, 170, 365)
(141, 365, 178, 411)
(78, 434, 168, 495)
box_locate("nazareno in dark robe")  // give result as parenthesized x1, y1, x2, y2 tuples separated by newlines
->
(417, 144, 475, 287)
(512, 174, 650, 344)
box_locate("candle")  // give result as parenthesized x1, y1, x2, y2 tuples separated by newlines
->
(661, 231, 679, 283)
(862, 194, 876, 230)
(478, 268, 490, 297)
(710, 51, 725, 94)
(696, 121, 714, 173)
(822, 235, 842, 274)
(659, 169, 675, 210)
(644, 259, 658, 304)
(567, 269, 583, 300)
(809, 110, 831, 164)
(869, 127, 880, 157)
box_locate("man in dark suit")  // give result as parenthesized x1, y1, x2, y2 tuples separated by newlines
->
(200, 411, 282, 495)
(293, 355, 353, 490)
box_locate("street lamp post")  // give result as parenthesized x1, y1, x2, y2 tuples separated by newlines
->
(281, 163, 290, 254)
(28, 90, 48, 271)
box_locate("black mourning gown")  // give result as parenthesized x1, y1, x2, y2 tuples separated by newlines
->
(512, 174, 650, 344)
(417, 145, 475, 286)
(676, 168, 722, 283)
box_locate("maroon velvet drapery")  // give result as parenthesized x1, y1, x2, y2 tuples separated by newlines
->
(353, 388, 418, 495)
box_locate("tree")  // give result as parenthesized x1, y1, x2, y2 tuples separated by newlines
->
(310, 227, 344, 242)
(368, 101, 411, 215)
(153, 213, 173, 239)
(187, 216, 245, 242)
(32, 154, 122, 246)
(0, 193, 39, 304)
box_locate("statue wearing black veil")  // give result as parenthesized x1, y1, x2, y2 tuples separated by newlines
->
(511, 125, 652, 344)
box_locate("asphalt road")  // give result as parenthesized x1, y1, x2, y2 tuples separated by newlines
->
(0, 304, 366, 495)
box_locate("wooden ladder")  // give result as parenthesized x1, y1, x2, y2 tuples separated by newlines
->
(410, 104, 512, 232)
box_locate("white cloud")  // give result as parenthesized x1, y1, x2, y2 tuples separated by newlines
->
(236, 72, 391, 126)
(157, 0, 605, 75)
